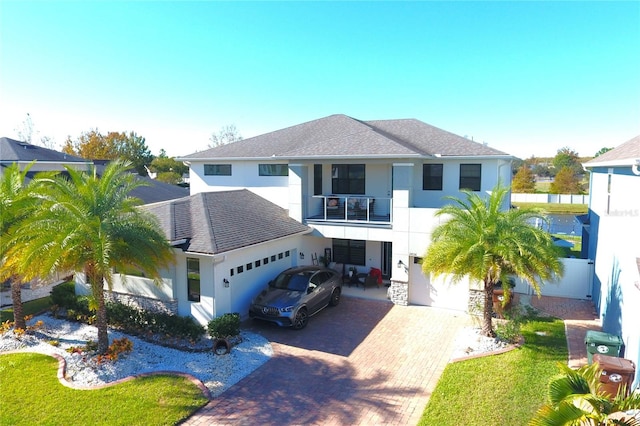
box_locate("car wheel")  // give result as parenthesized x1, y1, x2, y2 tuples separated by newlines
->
(292, 308, 308, 330)
(329, 288, 341, 307)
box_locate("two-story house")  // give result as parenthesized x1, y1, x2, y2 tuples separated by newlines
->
(582, 135, 640, 387)
(174, 114, 513, 317)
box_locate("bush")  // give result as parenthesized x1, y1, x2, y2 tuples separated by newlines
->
(207, 313, 240, 339)
(50, 282, 77, 309)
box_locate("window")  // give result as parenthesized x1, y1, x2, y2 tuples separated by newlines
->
(255, 259, 261, 267)
(278, 252, 283, 259)
(187, 258, 200, 302)
(332, 239, 366, 265)
(230, 268, 234, 277)
(263, 257, 269, 265)
(314, 164, 322, 195)
(259, 164, 288, 176)
(459, 164, 481, 191)
(423, 164, 443, 190)
(237, 265, 244, 274)
(204, 164, 231, 176)
(271, 255, 276, 262)
(285, 250, 290, 257)
(332, 164, 365, 194)
(246, 263, 252, 271)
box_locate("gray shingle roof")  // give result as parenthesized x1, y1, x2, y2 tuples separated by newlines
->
(143, 190, 311, 255)
(584, 135, 640, 166)
(178, 114, 510, 160)
(0, 137, 89, 164)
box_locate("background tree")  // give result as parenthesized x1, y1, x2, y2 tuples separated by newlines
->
(550, 166, 584, 194)
(149, 156, 189, 185)
(15, 113, 57, 150)
(421, 184, 563, 336)
(4, 161, 174, 354)
(553, 147, 583, 177)
(209, 124, 243, 148)
(512, 165, 537, 193)
(63, 130, 153, 175)
(594, 147, 613, 158)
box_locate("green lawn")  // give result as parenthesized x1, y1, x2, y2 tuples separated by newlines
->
(512, 202, 588, 215)
(1, 296, 54, 322)
(0, 352, 208, 425)
(419, 316, 567, 425)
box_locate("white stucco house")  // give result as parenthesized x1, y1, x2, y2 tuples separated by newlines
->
(582, 135, 640, 386)
(147, 114, 513, 323)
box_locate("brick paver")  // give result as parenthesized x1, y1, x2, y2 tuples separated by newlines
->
(182, 297, 470, 426)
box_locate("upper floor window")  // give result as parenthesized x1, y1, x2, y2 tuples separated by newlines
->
(332, 164, 365, 194)
(423, 164, 443, 190)
(459, 164, 481, 191)
(259, 164, 288, 176)
(204, 164, 231, 176)
(314, 164, 322, 195)
(187, 258, 201, 302)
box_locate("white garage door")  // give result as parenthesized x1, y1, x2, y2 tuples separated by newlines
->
(409, 259, 469, 311)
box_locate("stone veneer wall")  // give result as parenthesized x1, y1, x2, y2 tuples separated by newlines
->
(388, 279, 409, 306)
(468, 289, 485, 317)
(105, 291, 178, 316)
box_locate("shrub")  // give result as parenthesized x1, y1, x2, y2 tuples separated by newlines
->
(207, 313, 240, 339)
(50, 282, 77, 309)
(495, 306, 524, 343)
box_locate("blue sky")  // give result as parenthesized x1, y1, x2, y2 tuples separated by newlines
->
(1, 1, 639, 159)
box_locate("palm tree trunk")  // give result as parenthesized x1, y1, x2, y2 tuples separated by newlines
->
(11, 278, 26, 331)
(482, 284, 495, 337)
(94, 278, 109, 355)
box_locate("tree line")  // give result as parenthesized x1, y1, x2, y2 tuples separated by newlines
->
(511, 146, 612, 194)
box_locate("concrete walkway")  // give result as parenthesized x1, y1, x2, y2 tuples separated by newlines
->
(182, 297, 471, 426)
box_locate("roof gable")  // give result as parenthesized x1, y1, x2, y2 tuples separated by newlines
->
(179, 114, 510, 160)
(144, 190, 310, 254)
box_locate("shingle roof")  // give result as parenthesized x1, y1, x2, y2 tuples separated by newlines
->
(0, 137, 89, 164)
(583, 135, 640, 167)
(143, 190, 311, 255)
(178, 114, 510, 160)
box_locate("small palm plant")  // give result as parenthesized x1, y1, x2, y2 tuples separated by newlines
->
(530, 362, 640, 426)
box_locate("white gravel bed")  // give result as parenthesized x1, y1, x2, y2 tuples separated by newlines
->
(0, 315, 273, 397)
(451, 326, 512, 360)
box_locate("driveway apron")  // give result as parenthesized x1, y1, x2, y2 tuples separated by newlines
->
(182, 297, 470, 426)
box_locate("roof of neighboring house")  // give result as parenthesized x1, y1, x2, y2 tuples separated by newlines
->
(583, 135, 640, 168)
(0, 137, 89, 164)
(143, 189, 311, 254)
(178, 114, 510, 161)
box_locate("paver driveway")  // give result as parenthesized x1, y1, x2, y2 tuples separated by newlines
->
(183, 297, 470, 426)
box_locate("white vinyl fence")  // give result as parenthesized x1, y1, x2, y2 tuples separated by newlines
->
(513, 258, 594, 300)
(511, 193, 588, 205)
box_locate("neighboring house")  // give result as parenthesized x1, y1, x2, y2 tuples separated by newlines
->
(96, 190, 311, 325)
(582, 135, 640, 386)
(172, 114, 514, 315)
(1, 137, 92, 176)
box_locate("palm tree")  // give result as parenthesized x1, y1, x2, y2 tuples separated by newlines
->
(4, 161, 174, 353)
(421, 183, 563, 336)
(0, 163, 52, 330)
(530, 362, 640, 425)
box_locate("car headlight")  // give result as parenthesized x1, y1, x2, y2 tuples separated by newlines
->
(279, 306, 294, 313)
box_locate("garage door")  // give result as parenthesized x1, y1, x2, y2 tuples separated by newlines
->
(409, 259, 469, 311)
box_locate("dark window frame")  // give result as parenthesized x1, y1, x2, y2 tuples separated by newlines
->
(314, 164, 322, 195)
(331, 164, 365, 194)
(204, 164, 232, 176)
(423, 163, 444, 190)
(187, 258, 201, 302)
(332, 239, 366, 266)
(258, 164, 288, 176)
(459, 164, 482, 191)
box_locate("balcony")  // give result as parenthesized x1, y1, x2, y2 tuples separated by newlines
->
(306, 195, 392, 225)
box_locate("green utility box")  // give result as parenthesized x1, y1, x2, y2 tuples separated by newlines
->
(585, 330, 623, 364)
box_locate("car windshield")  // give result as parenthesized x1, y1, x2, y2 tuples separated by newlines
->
(273, 272, 311, 292)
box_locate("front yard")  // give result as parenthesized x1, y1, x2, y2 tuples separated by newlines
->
(420, 315, 567, 425)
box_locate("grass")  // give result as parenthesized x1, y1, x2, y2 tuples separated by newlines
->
(419, 315, 567, 425)
(0, 352, 208, 425)
(0, 296, 54, 322)
(512, 202, 588, 215)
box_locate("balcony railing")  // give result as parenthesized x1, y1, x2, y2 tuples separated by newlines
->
(307, 195, 392, 224)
